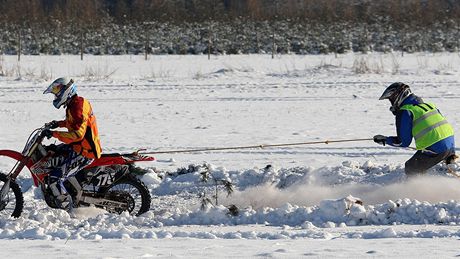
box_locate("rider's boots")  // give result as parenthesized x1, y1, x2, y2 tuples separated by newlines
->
(50, 181, 73, 211)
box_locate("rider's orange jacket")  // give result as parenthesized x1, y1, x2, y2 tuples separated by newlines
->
(52, 95, 102, 159)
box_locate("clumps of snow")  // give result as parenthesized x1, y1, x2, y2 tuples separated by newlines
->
(193, 65, 257, 80)
(318, 195, 364, 225)
(148, 161, 460, 227)
(71, 207, 109, 220)
(2, 161, 460, 240)
(147, 161, 460, 229)
(267, 65, 351, 79)
(139, 169, 162, 186)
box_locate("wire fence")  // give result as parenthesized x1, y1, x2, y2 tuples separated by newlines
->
(5, 19, 460, 61)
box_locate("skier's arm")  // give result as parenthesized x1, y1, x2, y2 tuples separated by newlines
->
(386, 110, 413, 147)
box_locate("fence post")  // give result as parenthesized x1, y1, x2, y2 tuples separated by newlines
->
(80, 29, 84, 61)
(208, 23, 212, 60)
(271, 25, 275, 59)
(334, 36, 338, 58)
(207, 38, 211, 60)
(145, 29, 149, 60)
(401, 37, 404, 57)
(272, 4, 279, 59)
(144, 21, 154, 60)
(458, 21, 460, 53)
(400, 26, 405, 57)
(255, 26, 260, 54)
(18, 29, 21, 62)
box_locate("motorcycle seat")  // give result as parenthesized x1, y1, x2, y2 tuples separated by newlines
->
(100, 153, 122, 157)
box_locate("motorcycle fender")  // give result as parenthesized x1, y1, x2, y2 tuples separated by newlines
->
(0, 150, 38, 185)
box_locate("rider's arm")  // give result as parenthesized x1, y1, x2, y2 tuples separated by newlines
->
(52, 99, 90, 144)
(57, 120, 66, 128)
(386, 110, 413, 147)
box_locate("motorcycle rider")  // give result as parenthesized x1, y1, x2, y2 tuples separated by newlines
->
(42, 77, 102, 210)
(373, 82, 456, 176)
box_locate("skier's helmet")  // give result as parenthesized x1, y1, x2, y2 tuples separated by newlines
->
(43, 77, 77, 109)
(379, 82, 412, 111)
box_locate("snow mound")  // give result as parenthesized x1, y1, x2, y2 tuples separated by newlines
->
(2, 161, 460, 240)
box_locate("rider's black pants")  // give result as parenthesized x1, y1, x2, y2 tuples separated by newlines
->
(405, 149, 455, 176)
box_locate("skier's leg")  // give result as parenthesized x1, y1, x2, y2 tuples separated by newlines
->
(405, 150, 453, 176)
(445, 153, 458, 165)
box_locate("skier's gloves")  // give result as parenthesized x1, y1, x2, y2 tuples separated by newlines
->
(41, 129, 53, 139)
(373, 135, 386, 146)
(46, 120, 59, 129)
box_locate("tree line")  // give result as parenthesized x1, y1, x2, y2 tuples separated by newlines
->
(0, 0, 459, 26)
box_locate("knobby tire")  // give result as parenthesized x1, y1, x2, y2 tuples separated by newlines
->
(0, 173, 24, 218)
(104, 174, 151, 216)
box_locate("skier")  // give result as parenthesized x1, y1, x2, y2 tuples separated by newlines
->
(373, 82, 456, 176)
(42, 77, 102, 210)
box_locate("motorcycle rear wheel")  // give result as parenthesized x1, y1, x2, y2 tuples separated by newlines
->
(0, 173, 24, 218)
(102, 174, 151, 216)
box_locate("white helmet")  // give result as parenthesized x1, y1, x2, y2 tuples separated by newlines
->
(43, 77, 77, 109)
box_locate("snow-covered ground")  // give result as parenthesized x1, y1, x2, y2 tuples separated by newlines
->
(1, 53, 460, 258)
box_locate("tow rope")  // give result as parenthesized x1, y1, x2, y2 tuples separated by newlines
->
(137, 138, 374, 155)
(136, 138, 460, 179)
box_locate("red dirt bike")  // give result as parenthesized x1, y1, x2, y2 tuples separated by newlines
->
(0, 124, 154, 217)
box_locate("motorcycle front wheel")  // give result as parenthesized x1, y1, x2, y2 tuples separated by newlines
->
(0, 173, 24, 218)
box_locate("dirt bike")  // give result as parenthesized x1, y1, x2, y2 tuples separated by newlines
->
(0, 124, 154, 217)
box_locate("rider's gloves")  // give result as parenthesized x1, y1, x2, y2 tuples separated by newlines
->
(46, 120, 59, 129)
(373, 135, 387, 146)
(41, 129, 53, 139)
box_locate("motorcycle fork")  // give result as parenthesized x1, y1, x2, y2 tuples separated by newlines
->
(1, 155, 31, 202)
(7, 153, 31, 180)
(0, 179, 10, 202)
(9, 140, 40, 181)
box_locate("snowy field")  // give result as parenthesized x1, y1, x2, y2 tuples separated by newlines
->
(1, 53, 460, 258)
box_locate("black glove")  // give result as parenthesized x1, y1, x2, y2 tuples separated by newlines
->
(41, 129, 53, 139)
(373, 135, 386, 146)
(46, 120, 59, 129)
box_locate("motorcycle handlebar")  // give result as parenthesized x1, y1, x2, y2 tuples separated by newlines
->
(32, 124, 52, 141)
(43, 122, 54, 130)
